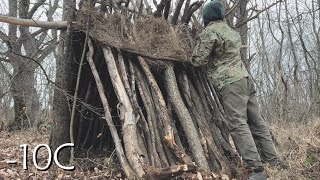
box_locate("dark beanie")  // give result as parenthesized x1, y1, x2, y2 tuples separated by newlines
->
(202, 0, 225, 26)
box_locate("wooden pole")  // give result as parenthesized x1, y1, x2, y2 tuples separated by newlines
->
(0, 15, 67, 29)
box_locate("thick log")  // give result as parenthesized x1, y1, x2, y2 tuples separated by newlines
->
(145, 164, 198, 179)
(118, 53, 154, 166)
(117, 52, 133, 100)
(188, 80, 234, 157)
(196, 72, 228, 142)
(166, 101, 192, 164)
(138, 56, 193, 165)
(0, 15, 67, 29)
(87, 39, 136, 178)
(103, 47, 146, 178)
(179, 72, 233, 176)
(163, 63, 210, 171)
(127, 59, 155, 166)
(135, 67, 169, 167)
(198, 71, 230, 143)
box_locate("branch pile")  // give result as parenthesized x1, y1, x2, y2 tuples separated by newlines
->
(70, 2, 242, 179)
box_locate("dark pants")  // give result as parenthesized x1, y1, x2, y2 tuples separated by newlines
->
(219, 77, 279, 168)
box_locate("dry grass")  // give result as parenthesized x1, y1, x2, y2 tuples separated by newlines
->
(1, 120, 319, 179)
(75, 9, 195, 62)
(265, 119, 320, 180)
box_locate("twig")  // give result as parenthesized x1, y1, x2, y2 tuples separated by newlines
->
(0, 90, 10, 99)
(11, 52, 57, 86)
(235, 0, 282, 28)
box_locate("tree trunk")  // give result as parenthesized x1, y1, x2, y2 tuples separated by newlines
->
(9, 66, 39, 130)
(103, 47, 146, 178)
(49, 0, 76, 164)
(164, 63, 210, 171)
(236, 0, 249, 65)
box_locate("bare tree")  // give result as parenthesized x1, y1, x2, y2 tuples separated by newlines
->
(0, 0, 59, 130)
(249, 0, 320, 122)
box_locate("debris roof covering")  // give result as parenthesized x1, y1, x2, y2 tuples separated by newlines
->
(76, 10, 195, 62)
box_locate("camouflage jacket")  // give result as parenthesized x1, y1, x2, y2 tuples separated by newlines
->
(190, 20, 249, 89)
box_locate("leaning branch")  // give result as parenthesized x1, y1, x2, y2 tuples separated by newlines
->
(87, 39, 136, 179)
(0, 15, 67, 29)
(225, 0, 241, 16)
(185, 1, 204, 24)
(27, 0, 46, 19)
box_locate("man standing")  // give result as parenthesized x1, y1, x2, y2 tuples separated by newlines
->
(190, 0, 284, 179)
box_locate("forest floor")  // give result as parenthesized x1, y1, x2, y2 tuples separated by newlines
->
(0, 121, 319, 180)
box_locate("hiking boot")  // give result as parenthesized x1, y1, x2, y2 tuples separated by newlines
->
(268, 160, 289, 169)
(245, 172, 268, 180)
(243, 167, 267, 180)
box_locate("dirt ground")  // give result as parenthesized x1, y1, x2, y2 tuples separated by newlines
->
(0, 121, 319, 180)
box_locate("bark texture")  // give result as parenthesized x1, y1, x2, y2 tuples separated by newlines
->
(49, 0, 76, 164)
